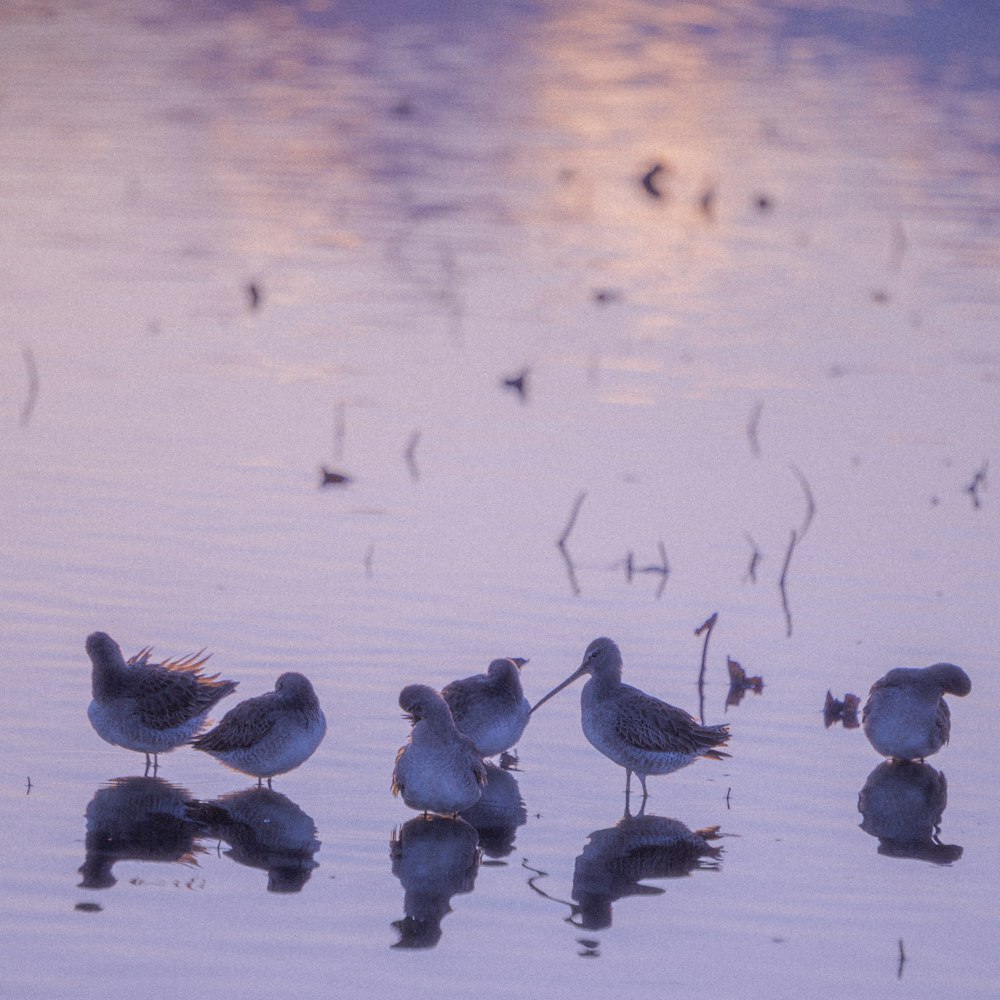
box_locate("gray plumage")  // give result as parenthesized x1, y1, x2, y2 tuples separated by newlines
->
(862, 663, 971, 761)
(86, 631, 237, 768)
(532, 637, 729, 801)
(392, 684, 487, 815)
(441, 657, 530, 757)
(192, 672, 326, 784)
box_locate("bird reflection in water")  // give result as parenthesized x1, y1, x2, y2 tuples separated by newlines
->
(390, 815, 481, 949)
(188, 787, 320, 892)
(858, 761, 962, 864)
(527, 811, 721, 934)
(459, 761, 527, 861)
(78, 776, 202, 889)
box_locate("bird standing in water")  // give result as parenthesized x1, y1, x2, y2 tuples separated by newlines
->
(862, 663, 971, 761)
(392, 684, 487, 816)
(86, 631, 237, 771)
(441, 657, 531, 758)
(192, 672, 326, 786)
(532, 637, 730, 805)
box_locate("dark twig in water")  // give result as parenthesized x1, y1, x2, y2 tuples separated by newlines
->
(557, 491, 587, 548)
(246, 281, 262, 310)
(26, 776, 32, 795)
(641, 162, 667, 199)
(897, 939, 906, 980)
(654, 540, 669, 599)
(742, 532, 762, 583)
(502, 369, 529, 401)
(725, 787, 732, 809)
(694, 613, 718, 725)
(558, 543, 581, 597)
(778, 529, 799, 638)
(965, 460, 988, 509)
(698, 185, 716, 219)
(320, 467, 352, 487)
(404, 429, 421, 482)
(623, 542, 670, 598)
(363, 543, 375, 579)
(789, 464, 816, 538)
(556, 492, 587, 596)
(20, 346, 39, 428)
(747, 401, 764, 458)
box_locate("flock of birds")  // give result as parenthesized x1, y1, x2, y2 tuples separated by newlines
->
(86, 631, 972, 813)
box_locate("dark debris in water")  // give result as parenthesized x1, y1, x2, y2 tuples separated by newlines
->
(824, 690, 861, 728)
(640, 162, 668, 199)
(726, 657, 764, 708)
(501, 369, 529, 402)
(74, 902, 102, 913)
(320, 467, 352, 487)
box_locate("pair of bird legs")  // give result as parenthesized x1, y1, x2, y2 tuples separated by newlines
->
(624, 771, 651, 818)
(142, 753, 274, 789)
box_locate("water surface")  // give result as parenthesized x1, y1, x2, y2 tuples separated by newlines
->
(1, 1, 998, 997)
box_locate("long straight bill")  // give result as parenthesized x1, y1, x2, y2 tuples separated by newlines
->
(530, 665, 587, 714)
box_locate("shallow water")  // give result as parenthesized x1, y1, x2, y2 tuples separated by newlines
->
(1, 0, 998, 996)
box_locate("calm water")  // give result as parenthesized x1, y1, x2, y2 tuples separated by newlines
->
(1, 0, 998, 996)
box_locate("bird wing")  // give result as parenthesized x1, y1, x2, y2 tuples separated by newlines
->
(441, 675, 487, 721)
(192, 695, 275, 751)
(614, 689, 728, 755)
(131, 657, 236, 730)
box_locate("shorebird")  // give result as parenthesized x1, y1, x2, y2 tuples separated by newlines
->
(862, 663, 971, 761)
(392, 684, 487, 816)
(86, 631, 237, 770)
(191, 673, 326, 786)
(531, 637, 730, 802)
(441, 658, 530, 758)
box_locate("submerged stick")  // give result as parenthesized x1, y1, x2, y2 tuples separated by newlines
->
(404, 429, 421, 482)
(742, 532, 762, 583)
(789, 464, 816, 538)
(20, 346, 39, 428)
(897, 939, 906, 979)
(778, 529, 799, 638)
(623, 541, 670, 598)
(694, 613, 718, 725)
(965, 460, 987, 509)
(746, 401, 764, 459)
(363, 543, 375, 578)
(557, 491, 587, 548)
(556, 492, 587, 596)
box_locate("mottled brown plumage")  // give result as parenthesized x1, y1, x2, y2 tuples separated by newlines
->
(86, 631, 237, 769)
(532, 637, 729, 802)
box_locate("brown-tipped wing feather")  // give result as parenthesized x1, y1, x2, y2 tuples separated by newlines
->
(128, 653, 238, 731)
(613, 687, 730, 758)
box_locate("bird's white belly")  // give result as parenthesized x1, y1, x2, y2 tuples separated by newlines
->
(87, 699, 207, 753)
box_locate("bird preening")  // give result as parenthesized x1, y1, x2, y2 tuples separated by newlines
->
(84, 631, 973, 824)
(85, 632, 325, 783)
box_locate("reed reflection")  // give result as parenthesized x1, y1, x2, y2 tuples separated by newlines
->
(459, 761, 527, 860)
(390, 815, 481, 949)
(569, 812, 722, 931)
(188, 787, 321, 892)
(858, 761, 962, 864)
(78, 776, 201, 889)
